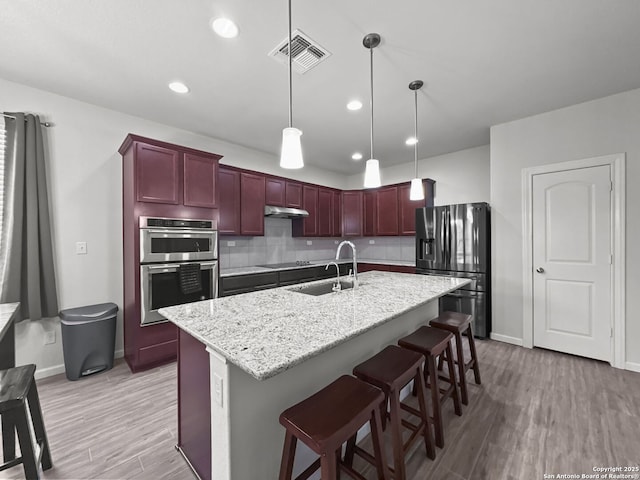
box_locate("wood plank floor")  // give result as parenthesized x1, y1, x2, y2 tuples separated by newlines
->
(1, 340, 639, 479)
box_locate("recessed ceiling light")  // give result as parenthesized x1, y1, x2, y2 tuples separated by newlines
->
(211, 17, 239, 38)
(347, 100, 363, 111)
(405, 137, 418, 146)
(352, 152, 363, 161)
(168, 82, 190, 94)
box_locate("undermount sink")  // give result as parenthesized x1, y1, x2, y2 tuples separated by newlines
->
(290, 281, 354, 296)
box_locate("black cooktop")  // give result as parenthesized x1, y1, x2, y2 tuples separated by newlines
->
(256, 261, 313, 269)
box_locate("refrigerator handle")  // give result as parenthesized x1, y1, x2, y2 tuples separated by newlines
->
(440, 208, 446, 266)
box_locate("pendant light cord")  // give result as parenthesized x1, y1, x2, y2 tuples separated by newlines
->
(414, 89, 418, 177)
(287, 0, 293, 128)
(369, 46, 374, 160)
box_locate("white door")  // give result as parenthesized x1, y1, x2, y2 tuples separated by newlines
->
(532, 165, 612, 361)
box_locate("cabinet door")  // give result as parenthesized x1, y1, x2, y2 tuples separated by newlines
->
(342, 191, 363, 237)
(331, 191, 342, 237)
(183, 153, 218, 208)
(317, 188, 333, 236)
(135, 143, 180, 204)
(285, 181, 303, 208)
(265, 177, 285, 206)
(301, 185, 318, 236)
(363, 190, 377, 236)
(398, 182, 427, 235)
(218, 168, 241, 235)
(240, 172, 265, 236)
(375, 186, 399, 236)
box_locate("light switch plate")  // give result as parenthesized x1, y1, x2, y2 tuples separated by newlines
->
(213, 373, 223, 406)
(44, 331, 55, 345)
(75, 241, 87, 254)
(227, 241, 236, 247)
(369, 239, 375, 244)
(306, 240, 313, 246)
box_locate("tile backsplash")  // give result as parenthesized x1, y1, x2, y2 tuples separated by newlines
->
(219, 217, 415, 269)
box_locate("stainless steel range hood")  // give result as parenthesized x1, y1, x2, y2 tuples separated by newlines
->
(264, 205, 309, 218)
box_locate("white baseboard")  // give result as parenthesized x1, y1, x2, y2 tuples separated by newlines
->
(490, 333, 524, 347)
(34, 349, 125, 380)
(625, 361, 640, 373)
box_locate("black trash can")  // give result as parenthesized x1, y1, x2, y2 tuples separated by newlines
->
(59, 302, 118, 381)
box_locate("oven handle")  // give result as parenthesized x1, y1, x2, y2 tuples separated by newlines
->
(445, 291, 479, 298)
(145, 261, 218, 271)
(143, 228, 216, 236)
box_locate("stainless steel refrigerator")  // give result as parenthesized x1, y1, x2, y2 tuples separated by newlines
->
(415, 202, 491, 338)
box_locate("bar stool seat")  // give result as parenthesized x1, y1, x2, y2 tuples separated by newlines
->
(398, 326, 462, 448)
(0, 364, 52, 480)
(349, 345, 435, 480)
(279, 375, 389, 480)
(429, 311, 482, 406)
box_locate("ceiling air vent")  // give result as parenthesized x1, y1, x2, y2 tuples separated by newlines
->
(269, 29, 331, 74)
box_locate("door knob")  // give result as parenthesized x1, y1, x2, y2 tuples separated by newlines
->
(536, 267, 545, 273)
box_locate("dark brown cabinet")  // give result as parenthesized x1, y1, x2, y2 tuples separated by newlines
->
(285, 181, 303, 208)
(294, 185, 318, 236)
(240, 172, 266, 236)
(342, 191, 363, 237)
(119, 134, 221, 373)
(183, 153, 218, 208)
(363, 190, 377, 237)
(398, 180, 434, 235)
(375, 185, 399, 236)
(135, 143, 180, 204)
(218, 168, 241, 235)
(331, 191, 342, 237)
(317, 188, 333, 236)
(265, 177, 285, 206)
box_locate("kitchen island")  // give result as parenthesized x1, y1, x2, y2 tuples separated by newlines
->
(160, 271, 469, 480)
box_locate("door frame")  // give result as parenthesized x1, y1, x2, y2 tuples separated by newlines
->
(521, 153, 626, 368)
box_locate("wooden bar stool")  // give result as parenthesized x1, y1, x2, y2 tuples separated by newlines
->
(279, 375, 389, 480)
(0, 364, 52, 480)
(429, 311, 482, 406)
(398, 327, 462, 448)
(349, 345, 436, 480)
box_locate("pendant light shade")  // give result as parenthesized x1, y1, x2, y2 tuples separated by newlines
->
(364, 159, 381, 188)
(280, 127, 303, 169)
(363, 33, 381, 188)
(408, 80, 424, 200)
(279, 0, 304, 169)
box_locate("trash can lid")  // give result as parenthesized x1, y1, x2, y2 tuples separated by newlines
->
(59, 302, 119, 325)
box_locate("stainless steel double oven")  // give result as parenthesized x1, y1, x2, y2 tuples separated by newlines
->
(139, 217, 218, 325)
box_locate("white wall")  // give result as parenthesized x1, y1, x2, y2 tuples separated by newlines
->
(345, 145, 490, 206)
(490, 87, 640, 366)
(0, 78, 347, 378)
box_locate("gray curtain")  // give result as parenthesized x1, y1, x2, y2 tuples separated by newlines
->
(0, 113, 58, 320)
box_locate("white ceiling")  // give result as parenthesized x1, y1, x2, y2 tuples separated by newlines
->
(2, 1, 640, 174)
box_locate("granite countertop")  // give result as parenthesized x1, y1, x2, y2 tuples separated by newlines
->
(0, 303, 20, 339)
(160, 272, 469, 381)
(220, 258, 414, 277)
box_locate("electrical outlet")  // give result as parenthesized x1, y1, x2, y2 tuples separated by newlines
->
(369, 239, 375, 244)
(227, 241, 236, 247)
(44, 331, 55, 345)
(306, 240, 313, 246)
(75, 241, 87, 255)
(213, 373, 223, 406)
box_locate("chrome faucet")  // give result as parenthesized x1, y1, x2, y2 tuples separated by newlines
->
(325, 261, 341, 292)
(336, 240, 358, 288)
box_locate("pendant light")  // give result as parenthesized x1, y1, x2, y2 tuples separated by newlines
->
(363, 33, 381, 188)
(279, 0, 303, 169)
(409, 80, 425, 200)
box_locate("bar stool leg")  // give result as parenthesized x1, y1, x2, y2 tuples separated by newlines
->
(445, 344, 462, 416)
(320, 451, 337, 480)
(370, 406, 389, 480)
(1, 415, 15, 462)
(388, 392, 406, 480)
(279, 431, 297, 480)
(467, 327, 482, 384)
(14, 408, 39, 480)
(415, 366, 436, 460)
(26, 383, 52, 470)
(426, 355, 444, 448)
(454, 333, 469, 405)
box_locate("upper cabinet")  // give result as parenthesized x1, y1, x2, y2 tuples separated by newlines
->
(293, 185, 318, 237)
(362, 190, 376, 237)
(285, 181, 303, 208)
(331, 190, 342, 237)
(265, 177, 285, 207)
(183, 153, 218, 208)
(240, 172, 266, 236)
(398, 180, 434, 235)
(317, 188, 333, 236)
(342, 191, 363, 237)
(135, 143, 180, 204)
(375, 185, 399, 236)
(218, 168, 241, 235)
